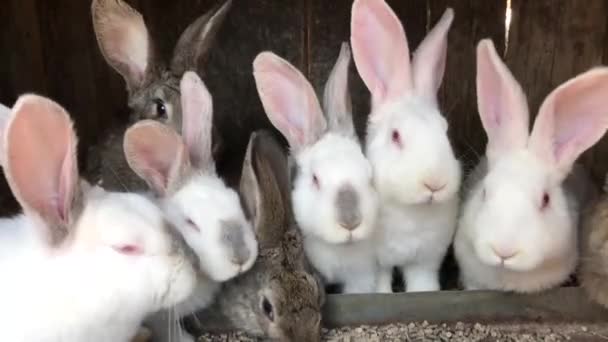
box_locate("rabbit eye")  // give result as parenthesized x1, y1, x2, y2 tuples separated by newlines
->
(312, 173, 320, 189)
(113, 244, 143, 256)
(261, 296, 274, 322)
(186, 218, 200, 232)
(541, 192, 550, 210)
(153, 99, 167, 119)
(391, 129, 402, 148)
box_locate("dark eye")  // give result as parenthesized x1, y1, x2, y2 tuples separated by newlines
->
(186, 218, 200, 232)
(541, 192, 550, 210)
(312, 173, 320, 189)
(261, 296, 274, 322)
(391, 129, 402, 148)
(153, 98, 167, 119)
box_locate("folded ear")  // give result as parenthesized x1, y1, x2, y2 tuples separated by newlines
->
(5, 95, 82, 247)
(411, 8, 454, 103)
(0, 103, 11, 166)
(92, 0, 156, 91)
(476, 39, 530, 165)
(253, 52, 326, 151)
(170, 0, 232, 75)
(124, 120, 191, 196)
(350, 0, 412, 109)
(180, 71, 215, 172)
(323, 42, 356, 137)
(529, 68, 608, 180)
(239, 131, 290, 249)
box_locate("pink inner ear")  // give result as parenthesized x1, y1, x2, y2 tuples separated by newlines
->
(475, 39, 529, 161)
(6, 95, 78, 228)
(253, 52, 325, 149)
(350, 0, 412, 106)
(180, 71, 214, 170)
(531, 68, 608, 173)
(124, 121, 189, 194)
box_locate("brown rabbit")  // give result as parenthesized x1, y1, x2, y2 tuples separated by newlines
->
(189, 130, 324, 342)
(89, 0, 231, 191)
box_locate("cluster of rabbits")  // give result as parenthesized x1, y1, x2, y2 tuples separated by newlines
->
(3, 0, 608, 341)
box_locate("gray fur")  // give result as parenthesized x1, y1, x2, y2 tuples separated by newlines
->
(89, 0, 231, 191)
(335, 184, 362, 231)
(221, 219, 251, 266)
(192, 131, 324, 342)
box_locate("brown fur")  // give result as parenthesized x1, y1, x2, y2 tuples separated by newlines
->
(580, 194, 608, 307)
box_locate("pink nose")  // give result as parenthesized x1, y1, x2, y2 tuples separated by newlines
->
(424, 182, 446, 193)
(491, 245, 518, 260)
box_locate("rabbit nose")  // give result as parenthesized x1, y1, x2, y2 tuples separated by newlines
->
(424, 181, 446, 193)
(491, 245, 518, 261)
(336, 184, 362, 231)
(221, 220, 251, 266)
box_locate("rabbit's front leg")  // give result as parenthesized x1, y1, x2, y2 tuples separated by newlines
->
(403, 262, 440, 292)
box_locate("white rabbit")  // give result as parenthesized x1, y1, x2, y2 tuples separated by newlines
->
(454, 39, 608, 293)
(252, 43, 380, 293)
(0, 94, 197, 342)
(350, 0, 461, 292)
(124, 71, 258, 341)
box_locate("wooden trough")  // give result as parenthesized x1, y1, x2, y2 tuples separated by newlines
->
(191, 288, 608, 333)
(2, 0, 608, 337)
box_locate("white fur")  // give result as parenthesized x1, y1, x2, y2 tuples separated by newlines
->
(0, 189, 197, 342)
(454, 156, 578, 293)
(162, 173, 258, 316)
(293, 133, 379, 293)
(367, 98, 461, 293)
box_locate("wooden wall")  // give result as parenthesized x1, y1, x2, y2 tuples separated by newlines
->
(0, 0, 607, 214)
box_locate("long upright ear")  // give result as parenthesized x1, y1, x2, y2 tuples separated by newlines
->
(170, 0, 232, 75)
(5, 95, 82, 247)
(92, 0, 156, 91)
(323, 42, 356, 137)
(180, 71, 215, 172)
(529, 68, 608, 180)
(476, 39, 530, 165)
(124, 120, 191, 196)
(350, 0, 412, 109)
(253, 52, 326, 151)
(239, 131, 290, 249)
(411, 8, 454, 103)
(0, 103, 11, 166)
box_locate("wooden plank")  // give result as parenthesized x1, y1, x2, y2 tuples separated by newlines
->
(309, 0, 428, 140)
(429, 0, 506, 172)
(195, 288, 608, 332)
(505, 0, 607, 185)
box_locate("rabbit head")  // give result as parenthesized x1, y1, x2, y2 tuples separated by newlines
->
(92, 0, 231, 156)
(252, 43, 379, 244)
(351, 0, 461, 206)
(200, 131, 323, 342)
(124, 72, 258, 282)
(1, 94, 197, 311)
(465, 39, 608, 272)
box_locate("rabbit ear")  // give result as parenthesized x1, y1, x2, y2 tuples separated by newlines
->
(323, 42, 356, 137)
(92, 0, 156, 91)
(4, 95, 82, 247)
(124, 120, 191, 196)
(239, 131, 290, 249)
(180, 71, 215, 172)
(529, 68, 608, 181)
(253, 52, 326, 151)
(170, 0, 232, 75)
(350, 0, 412, 109)
(0, 103, 11, 166)
(476, 39, 530, 165)
(411, 8, 453, 103)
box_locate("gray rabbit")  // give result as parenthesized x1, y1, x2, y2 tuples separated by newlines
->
(89, 0, 230, 191)
(191, 131, 325, 342)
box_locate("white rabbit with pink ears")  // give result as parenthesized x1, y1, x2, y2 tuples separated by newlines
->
(350, 0, 462, 292)
(454, 39, 608, 293)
